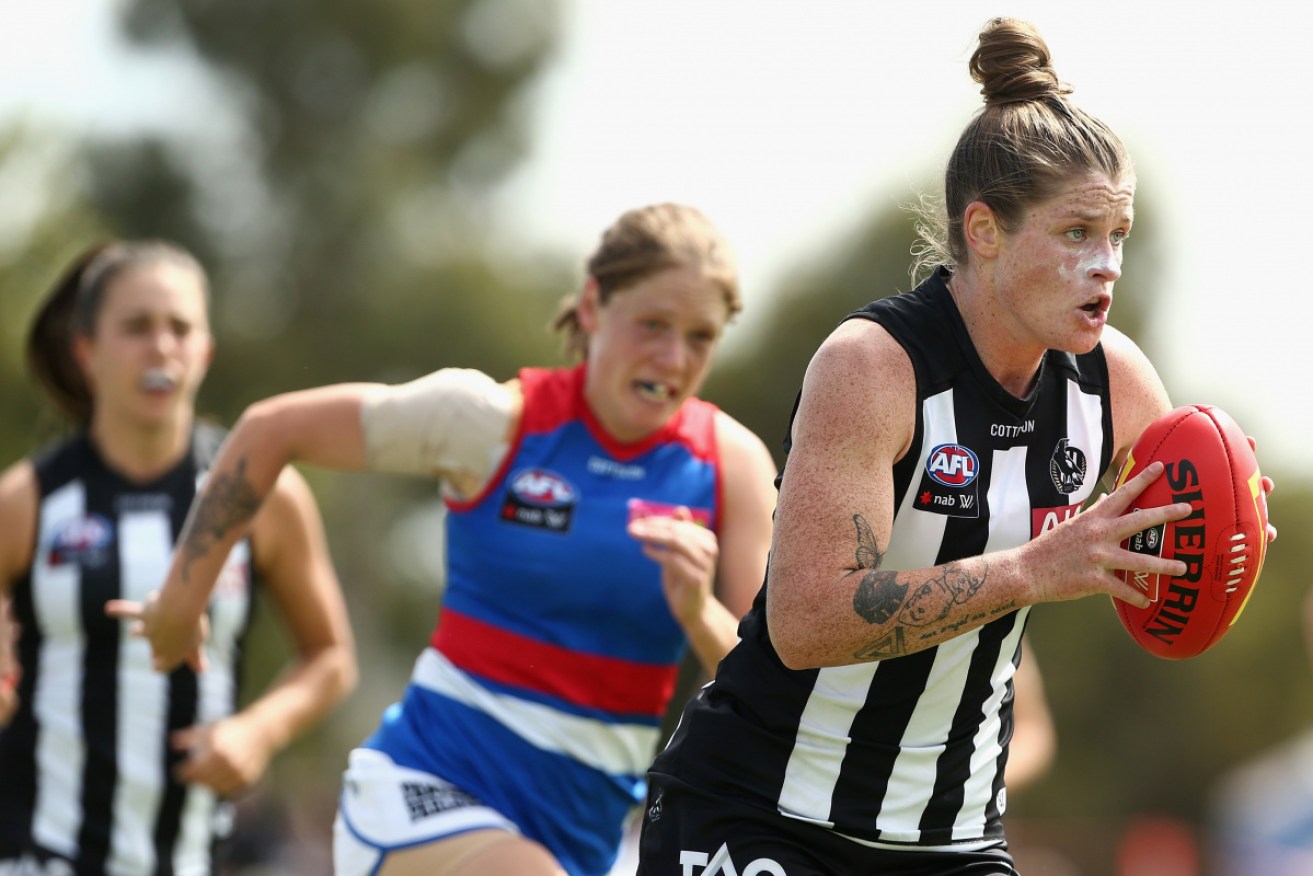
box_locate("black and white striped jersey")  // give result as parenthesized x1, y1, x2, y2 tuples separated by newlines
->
(652, 268, 1114, 850)
(0, 424, 257, 875)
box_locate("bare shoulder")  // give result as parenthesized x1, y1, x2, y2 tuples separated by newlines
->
(712, 409, 779, 527)
(794, 318, 916, 461)
(1100, 325, 1172, 475)
(0, 459, 37, 587)
(713, 410, 776, 479)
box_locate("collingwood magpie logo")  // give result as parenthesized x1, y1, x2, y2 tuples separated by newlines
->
(647, 791, 663, 822)
(1049, 438, 1087, 494)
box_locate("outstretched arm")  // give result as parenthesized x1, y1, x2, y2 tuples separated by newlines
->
(169, 466, 357, 796)
(112, 384, 376, 671)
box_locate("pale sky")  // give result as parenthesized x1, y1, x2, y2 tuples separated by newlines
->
(1, 1, 1308, 474)
(499, 1, 1311, 477)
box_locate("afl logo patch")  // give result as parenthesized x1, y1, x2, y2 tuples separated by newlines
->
(926, 444, 979, 487)
(502, 468, 578, 533)
(47, 513, 114, 568)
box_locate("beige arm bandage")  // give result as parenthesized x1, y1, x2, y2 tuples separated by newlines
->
(360, 368, 513, 487)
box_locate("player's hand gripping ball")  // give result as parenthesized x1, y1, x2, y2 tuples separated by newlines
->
(1113, 404, 1268, 659)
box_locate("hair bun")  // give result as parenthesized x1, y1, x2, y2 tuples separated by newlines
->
(969, 17, 1072, 106)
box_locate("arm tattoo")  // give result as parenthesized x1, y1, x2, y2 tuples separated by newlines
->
(179, 456, 263, 585)
(853, 571, 907, 624)
(849, 514, 908, 624)
(844, 510, 994, 658)
(897, 561, 990, 626)
(851, 514, 881, 571)
(855, 627, 906, 660)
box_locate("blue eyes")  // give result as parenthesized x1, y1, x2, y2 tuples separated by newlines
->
(1065, 229, 1129, 245)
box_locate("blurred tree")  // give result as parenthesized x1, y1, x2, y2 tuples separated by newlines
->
(0, 126, 114, 463)
(111, 0, 566, 394)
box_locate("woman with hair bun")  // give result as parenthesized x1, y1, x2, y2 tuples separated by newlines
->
(0, 241, 357, 875)
(125, 204, 779, 876)
(635, 18, 1275, 874)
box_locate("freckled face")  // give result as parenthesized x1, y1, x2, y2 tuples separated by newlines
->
(992, 172, 1135, 355)
(580, 265, 731, 444)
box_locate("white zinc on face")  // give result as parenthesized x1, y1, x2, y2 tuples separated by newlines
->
(1057, 248, 1121, 281)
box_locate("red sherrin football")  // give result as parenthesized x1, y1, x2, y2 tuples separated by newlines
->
(1112, 404, 1268, 659)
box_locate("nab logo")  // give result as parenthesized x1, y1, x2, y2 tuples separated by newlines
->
(926, 444, 979, 487)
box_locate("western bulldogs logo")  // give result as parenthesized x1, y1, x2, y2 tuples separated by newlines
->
(926, 444, 979, 487)
(1049, 438, 1087, 494)
(46, 514, 114, 569)
(501, 468, 578, 533)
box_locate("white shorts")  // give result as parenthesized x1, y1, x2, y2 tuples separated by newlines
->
(332, 748, 520, 876)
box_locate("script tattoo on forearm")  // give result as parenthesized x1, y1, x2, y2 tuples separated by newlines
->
(847, 509, 992, 659)
(179, 456, 263, 585)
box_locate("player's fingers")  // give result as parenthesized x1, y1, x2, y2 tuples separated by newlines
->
(171, 726, 199, 753)
(1111, 501, 1193, 543)
(103, 599, 143, 620)
(1102, 461, 1168, 513)
(1112, 545, 1188, 582)
(628, 515, 686, 551)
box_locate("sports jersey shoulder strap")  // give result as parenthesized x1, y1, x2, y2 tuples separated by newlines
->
(516, 365, 583, 437)
(29, 433, 94, 497)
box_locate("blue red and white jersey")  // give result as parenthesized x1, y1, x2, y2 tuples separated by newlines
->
(362, 364, 722, 875)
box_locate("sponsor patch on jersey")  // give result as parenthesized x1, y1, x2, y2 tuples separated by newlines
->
(1032, 502, 1082, 538)
(114, 492, 174, 514)
(1049, 438, 1088, 494)
(402, 780, 483, 821)
(501, 467, 577, 533)
(916, 444, 981, 518)
(46, 513, 114, 569)
(627, 498, 711, 527)
(926, 444, 979, 487)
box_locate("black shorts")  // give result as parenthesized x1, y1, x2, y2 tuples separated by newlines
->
(635, 773, 1019, 876)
